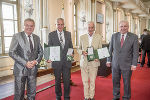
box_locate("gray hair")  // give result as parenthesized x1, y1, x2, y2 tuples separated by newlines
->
(24, 18, 35, 25)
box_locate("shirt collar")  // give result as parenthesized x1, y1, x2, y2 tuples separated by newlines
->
(57, 29, 64, 34)
(88, 32, 94, 37)
(25, 32, 33, 37)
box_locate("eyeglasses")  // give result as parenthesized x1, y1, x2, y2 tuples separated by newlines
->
(57, 24, 64, 26)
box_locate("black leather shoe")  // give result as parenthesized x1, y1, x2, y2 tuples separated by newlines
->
(140, 64, 144, 67)
(56, 97, 61, 100)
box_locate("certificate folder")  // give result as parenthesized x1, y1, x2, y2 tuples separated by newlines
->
(97, 47, 110, 59)
(86, 47, 110, 61)
(87, 47, 95, 61)
(67, 48, 74, 61)
(44, 44, 60, 61)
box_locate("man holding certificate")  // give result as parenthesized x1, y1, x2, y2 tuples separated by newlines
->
(106, 21, 139, 100)
(48, 18, 73, 100)
(78, 21, 102, 100)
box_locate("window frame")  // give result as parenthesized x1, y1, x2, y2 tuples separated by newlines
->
(0, 0, 18, 56)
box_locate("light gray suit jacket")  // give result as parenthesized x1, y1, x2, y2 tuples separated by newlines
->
(48, 30, 73, 69)
(9, 32, 43, 76)
(107, 32, 139, 70)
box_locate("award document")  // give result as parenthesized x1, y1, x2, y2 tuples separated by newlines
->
(44, 46, 60, 61)
(97, 47, 110, 59)
(87, 47, 95, 61)
(67, 48, 74, 61)
(50, 46, 60, 61)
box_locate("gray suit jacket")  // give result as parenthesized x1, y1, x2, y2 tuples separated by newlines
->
(9, 32, 43, 76)
(107, 32, 139, 70)
(48, 30, 73, 69)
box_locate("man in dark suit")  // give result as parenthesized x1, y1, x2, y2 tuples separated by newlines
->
(141, 31, 150, 67)
(48, 18, 73, 100)
(9, 18, 43, 100)
(140, 29, 148, 67)
(106, 20, 139, 100)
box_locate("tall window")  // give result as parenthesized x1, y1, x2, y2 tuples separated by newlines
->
(0, 0, 18, 55)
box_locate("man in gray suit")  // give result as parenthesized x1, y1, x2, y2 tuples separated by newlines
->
(9, 18, 43, 100)
(106, 20, 139, 100)
(48, 18, 73, 100)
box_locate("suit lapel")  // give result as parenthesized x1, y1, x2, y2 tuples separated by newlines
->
(91, 33, 97, 47)
(33, 34, 37, 51)
(64, 31, 67, 49)
(116, 33, 121, 49)
(122, 32, 130, 48)
(85, 34, 89, 48)
(21, 32, 30, 52)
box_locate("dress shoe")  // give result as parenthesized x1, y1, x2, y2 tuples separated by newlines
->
(84, 98, 88, 100)
(140, 64, 144, 67)
(112, 98, 120, 100)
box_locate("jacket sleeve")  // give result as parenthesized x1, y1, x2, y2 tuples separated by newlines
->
(9, 34, 27, 67)
(35, 37, 43, 63)
(107, 34, 114, 62)
(132, 35, 139, 66)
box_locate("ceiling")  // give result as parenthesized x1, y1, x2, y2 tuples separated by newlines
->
(110, 0, 150, 18)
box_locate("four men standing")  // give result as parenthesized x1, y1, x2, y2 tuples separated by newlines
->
(9, 18, 140, 100)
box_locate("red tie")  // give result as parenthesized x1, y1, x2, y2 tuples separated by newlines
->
(121, 35, 124, 47)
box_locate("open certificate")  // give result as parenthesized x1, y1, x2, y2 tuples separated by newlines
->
(97, 47, 110, 59)
(49, 46, 60, 61)
(67, 48, 74, 61)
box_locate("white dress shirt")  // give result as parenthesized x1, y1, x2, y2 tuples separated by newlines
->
(57, 30, 65, 45)
(25, 33, 34, 48)
(88, 33, 94, 47)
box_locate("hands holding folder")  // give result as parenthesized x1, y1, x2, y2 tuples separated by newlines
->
(86, 47, 110, 61)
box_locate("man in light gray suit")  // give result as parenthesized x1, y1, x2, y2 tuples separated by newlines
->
(9, 18, 43, 100)
(106, 21, 139, 100)
(48, 18, 73, 100)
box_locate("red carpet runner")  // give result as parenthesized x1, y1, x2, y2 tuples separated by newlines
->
(2, 64, 150, 100)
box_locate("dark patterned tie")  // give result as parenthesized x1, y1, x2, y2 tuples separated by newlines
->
(28, 35, 33, 52)
(121, 35, 124, 48)
(59, 33, 64, 49)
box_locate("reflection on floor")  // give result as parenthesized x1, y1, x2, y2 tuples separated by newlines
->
(0, 66, 80, 99)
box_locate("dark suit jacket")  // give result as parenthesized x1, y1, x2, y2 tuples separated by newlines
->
(9, 32, 43, 76)
(141, 34, 150, 51)
(48, 30, 73, 69)
(107, 32, 139, 70)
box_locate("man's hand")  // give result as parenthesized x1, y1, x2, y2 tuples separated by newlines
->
(106, 62, 111, 67)
(82, 51, 87, 56)
(94, 59, 99, 62)
(131, 65, 136, 70)
(31, 60, 38, 66)
(26, 60, 37, 68)
(47, 60, 52, 63)
(26, 61, 33, 68)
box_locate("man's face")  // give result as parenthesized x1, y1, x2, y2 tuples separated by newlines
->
(24, 21, 35, 35)
(88, 23, 95, 36)
(119, 22, 129, 34)
(57, 20, 64, 32)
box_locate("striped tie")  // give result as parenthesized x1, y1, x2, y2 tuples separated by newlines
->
(59, 33, 64, 49)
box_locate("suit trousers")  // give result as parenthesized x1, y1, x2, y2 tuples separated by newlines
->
(81, 62, 98, 99)
(141, 50, 146, 65)
(112, 67, 132, 100)
(53, 65, 71, 100)
(14, 76, 36, 100)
